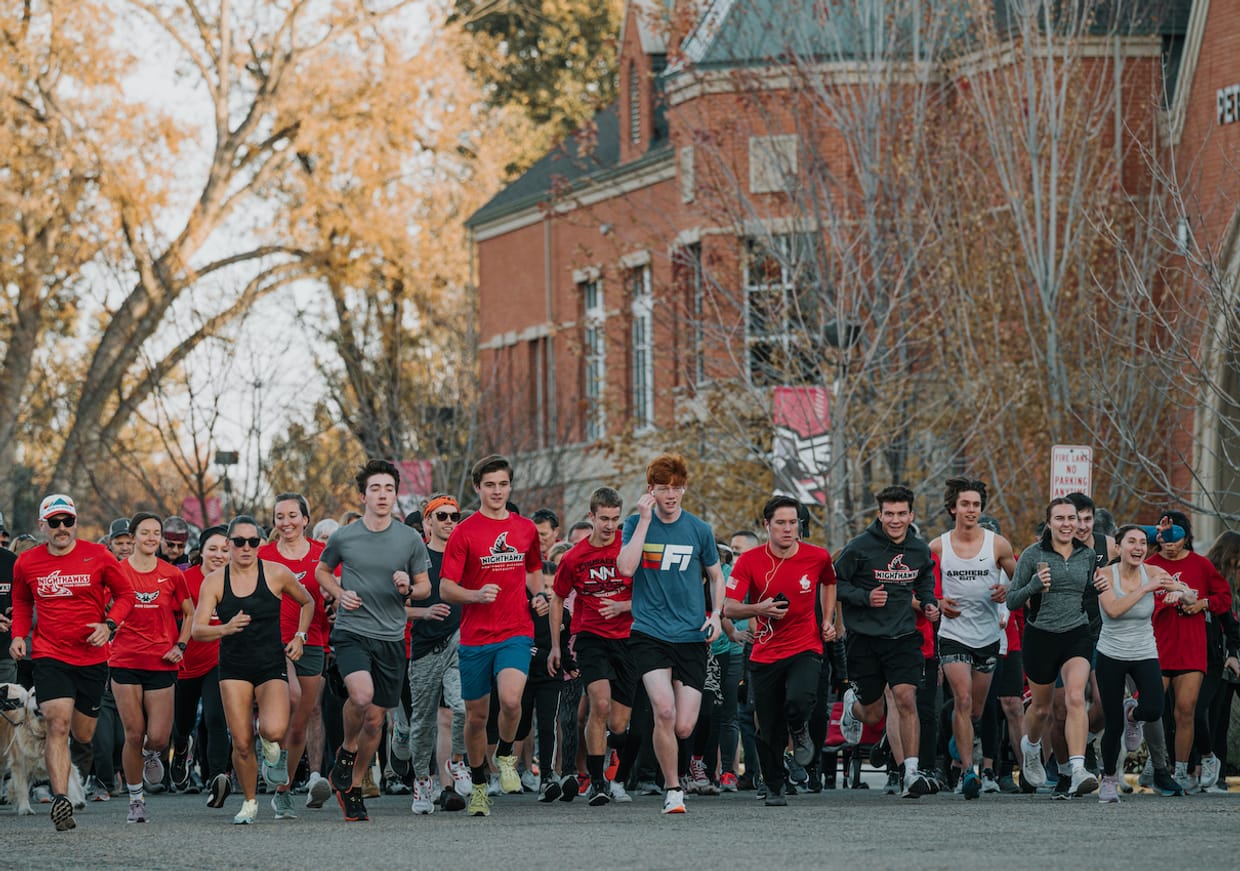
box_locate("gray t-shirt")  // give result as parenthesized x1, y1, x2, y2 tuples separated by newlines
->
(320, 520, 430, 642)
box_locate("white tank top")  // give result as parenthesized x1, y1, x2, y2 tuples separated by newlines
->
(938, 529, 1005, 647)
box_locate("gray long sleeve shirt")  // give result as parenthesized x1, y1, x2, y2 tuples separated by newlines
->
(1006, 534, 1096, 633)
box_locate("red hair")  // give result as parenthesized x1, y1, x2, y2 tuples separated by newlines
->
(646, 453, 689, 487)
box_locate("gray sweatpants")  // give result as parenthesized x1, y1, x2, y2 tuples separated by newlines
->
(405, 631, 465, 778)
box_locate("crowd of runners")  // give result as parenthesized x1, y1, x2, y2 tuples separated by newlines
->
(3, 452, 1240, 830)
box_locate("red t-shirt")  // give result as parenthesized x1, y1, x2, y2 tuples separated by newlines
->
(726, 543, 836, 664)
(180, 565, 221, 679)
(1148, 551, 1233, 672)
(441, 512, 541, 646)
(1005, 607, 1025, 654)
(110, 559, 190, 672)
(258, 539, 329, 646)
(552, 537, 632, 640)
(11, 541, 136, 667)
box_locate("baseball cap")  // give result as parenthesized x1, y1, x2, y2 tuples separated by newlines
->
(108, 518, 132, 540)
(162, 515, 191, 543)
(39, 494, 77, 522)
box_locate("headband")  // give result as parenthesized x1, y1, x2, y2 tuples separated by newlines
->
(424, 496, 460, 518)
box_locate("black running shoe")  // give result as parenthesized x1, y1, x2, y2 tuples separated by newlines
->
(337, 786, 369, 821)
(586, 779, 611, 806)
(50, 795, 75, 832)
(330, 747, 357, 793)
(206, 773, 232, 808)
(765, 784, 788, 807)
(538, 778, 562, 803)
(558, 774, 578, 802)
(1152, 767, 1186, 797)
(1051, 773, 1072, 800)
(439, 784, 466, 812)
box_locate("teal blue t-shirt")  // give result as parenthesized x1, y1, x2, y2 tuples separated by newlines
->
(622, 510, 719, 643)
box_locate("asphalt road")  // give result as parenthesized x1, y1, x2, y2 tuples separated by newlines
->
(4, 777, 1238, 870)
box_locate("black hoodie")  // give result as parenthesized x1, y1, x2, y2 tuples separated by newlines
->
(835, 519, 937, 639)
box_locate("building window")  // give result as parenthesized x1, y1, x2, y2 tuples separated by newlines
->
(749, 135, 799, 194)
(744, 234, 823, 386)
(629, 63, 641, 145)
(628, 266, 654, 430)
(582, 277, 606, 440)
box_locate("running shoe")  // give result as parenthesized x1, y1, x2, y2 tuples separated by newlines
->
(450, 761, 473, 797)
(384, 776, 412, 796)
(1123, 698, 1144, 752)
(171, 738, 192, 790)
(1069, 768, 1098, 797)
(1201, 755, 1221, 790)
(577, 774, 592, 795)
(1152, 767, 1186, 796)
(184, 769, 204, 795)
(495, 755, 521, 794)
(520, 767, 539, 793)
(764, 784, 787, 807)
(902, 771, 931, 799)
(391, 723, 411, 776)
(127, 797, 147, 823)
(142, 750, 165, 789)
(467, 786, 491, 817)
(883, 770, 900, 795)
(558, 774, 578, 802)
(636, 780, 661, 796)
(688, 758, 713, 794)
(609, 780, 633, 803)
(537, 778, 562, 803)
(839, 687, 863, 745)
(330, 747, 356, 792)
(33, 783, 52, 804)
(305, 772, 331, 809)
(361, 767, 380, 799)
(50, 794, 75, 832)
(789, 721, 816, 767)
(233, 798, 258, 825)
(337, 786, 368, 822)
(605, 749, 620, 782)
(998, 774, 1020, 794)
(922, 770, 941, 794)
(587, 779, 611, 806)
(487, 774, 501, 796)
(785, 751, 808, 786)
(1098, 774, 1120, 803)
(1051, 772, 1072, 799)
(207, 773, 232, 808)
(271, 788, 297, 819)
(1138, 758, 1154, 788)
(439, 784, 466, 812)
(1019, 736, 1047, 788)
(755, 781, 767, 800)
(661, 787, 686, 814)
(803, 764, 822, 793)
(981, 769, 1000, 794)
(719, 772, 738, 792)
(262, 747, 289, 789)
(85, 775, 110, 802)
(962, 770, 981, 800)
(411, 777, 435, 814)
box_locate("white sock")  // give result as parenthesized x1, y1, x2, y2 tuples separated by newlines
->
(904, 757, 918, 777)
(1024, 736, 1041, 751)
(1069, 755, 1085, 773)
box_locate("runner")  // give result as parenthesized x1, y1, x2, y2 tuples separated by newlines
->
(549, 486, 637, 805)
(439, 455, 543, 817)
(109, 512, 194, 823)
(1006, 497, 1099, 798)
(929, 478, 1016, 799)
(834, 485, 939, 798)
(315, 460, 432, 822)
(723, 495, 836, 807)
(258, 492, 332, 815)
(1094, 525, 1175, 802)
(9, 494, 137, 831)
(173, 526, 230, 803)
(193, 515, 315, 824)
(615, 453, 725, 815)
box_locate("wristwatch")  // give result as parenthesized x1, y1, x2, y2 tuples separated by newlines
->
(294, 631, 308, 642)
(176, 641, 188, 652)
(105, 618, 118, 639)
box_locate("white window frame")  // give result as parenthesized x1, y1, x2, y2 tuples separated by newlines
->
(582, 277, 606, 440)
(743, 233, 818, 386)
(630, 266, 655, 431)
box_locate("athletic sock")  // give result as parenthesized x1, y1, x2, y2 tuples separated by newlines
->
(126, 782, 143, 802)
(495, 739, 514, 757)
(1069, 755, 1085, 774)
(904, 756, 918, 778)
(587, 754, 605, 784)
(471, 764, 488, 786)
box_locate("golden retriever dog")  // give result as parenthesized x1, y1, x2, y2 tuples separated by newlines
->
(3, 684, 86, 815)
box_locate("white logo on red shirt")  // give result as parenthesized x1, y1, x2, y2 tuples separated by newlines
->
(480, 532, 525, 567)
(799, 575, 812, 592)
(135, 590, 160, 605)
(36, 570, 93, 597)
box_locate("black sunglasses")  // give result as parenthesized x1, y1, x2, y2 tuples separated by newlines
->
(46, 516, 76, 529)
(230, 536, 262, 548)
(433, 511, 462, 522)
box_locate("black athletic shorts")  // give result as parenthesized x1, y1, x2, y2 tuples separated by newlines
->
(628, 631, 707, 693)
(845, 632, 924, 705)
(993, 650, 1025, 697)
(32, 659, 107, 716)
(333, 630, 406, 709)
(939, 637, 1001, 674)
(575, 632, 637, 707)
(1022, 623, 1094, 686)
(293, 645, 326, 678)
(110, 667, 178, 691)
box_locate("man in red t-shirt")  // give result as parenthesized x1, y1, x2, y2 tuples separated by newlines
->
(723, 495, 837, 806)
(549, 486, 635, 804)
(439, 455, 543, 816)
(9, 494, 136, 831)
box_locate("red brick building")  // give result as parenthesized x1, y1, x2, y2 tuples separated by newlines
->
(466, 0, 1233, 535)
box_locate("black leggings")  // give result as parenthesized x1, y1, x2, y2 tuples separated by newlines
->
(173, 668, 230, 779)
(487, 678, 561, 777)
(750, 652, 820, 791)
(1095, 653, 1163, 776)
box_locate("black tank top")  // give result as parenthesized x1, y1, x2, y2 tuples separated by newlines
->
(217, 561, 284, 675)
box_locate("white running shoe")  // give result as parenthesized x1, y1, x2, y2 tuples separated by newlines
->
(839, 687, 863, 746)
(233, 798, 258, 825)
(305, 772, 331, 809)
(411, 777, 435, 815)
(450, 761, 473, 796)
(1200, 755, 1221, 790)
(1019, 736, 1046, 788)
(1070, 767, 1099, 797)
(661, 787, 686, 814)
(609, 780, 632, 803)
(142, 750, 165, 789)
